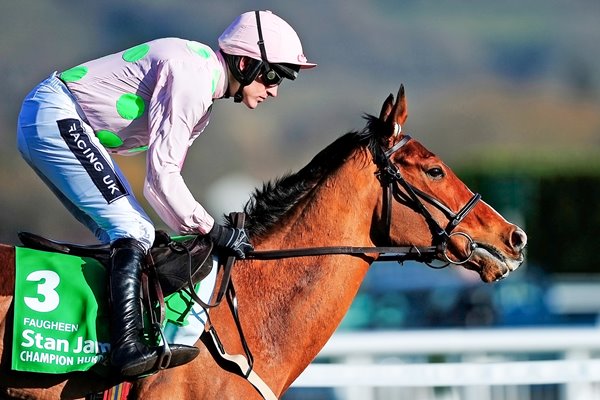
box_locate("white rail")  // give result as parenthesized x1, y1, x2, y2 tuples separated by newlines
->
(310, 328, 600, 356)
(291, 328, 600, 399)
(294, 359, 600, 387)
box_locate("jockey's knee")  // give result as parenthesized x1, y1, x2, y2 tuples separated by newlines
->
(131, 220, 155, 252)
(108, 218, 155, 253)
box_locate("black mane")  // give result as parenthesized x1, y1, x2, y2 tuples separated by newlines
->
(232, 115, 384, 238)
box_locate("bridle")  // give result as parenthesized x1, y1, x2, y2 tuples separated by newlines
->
(247, 132, 482, 267)
(373, 133, 481, 266)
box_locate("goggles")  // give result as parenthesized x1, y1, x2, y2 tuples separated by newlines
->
(259, 63, 300, 86)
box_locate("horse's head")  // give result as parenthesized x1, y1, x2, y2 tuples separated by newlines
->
(371, 85, 527, 282)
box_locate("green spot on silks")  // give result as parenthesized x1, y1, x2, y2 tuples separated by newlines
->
(127, 145, 149, 153)
(211, 69, 221, 95)
(95, 130, 123, 148)
(60, 66, 88, 82)
(187, 41, 211, 59)
(122, 43, 150, 62)
(116, 93, 145, 120)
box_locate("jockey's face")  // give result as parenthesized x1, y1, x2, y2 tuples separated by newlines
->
(227, 56, 280, 109)
(241, 78, 279, 109)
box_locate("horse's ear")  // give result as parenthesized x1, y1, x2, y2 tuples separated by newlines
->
(393, 84, 408, 127)
(381, 84, 408, 143)
(379, 93, 394, 121)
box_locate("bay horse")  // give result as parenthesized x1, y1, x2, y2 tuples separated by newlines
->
(0, 85, 526, 399)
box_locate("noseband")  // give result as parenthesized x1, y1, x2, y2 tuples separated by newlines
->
(374, 135, 481, 266)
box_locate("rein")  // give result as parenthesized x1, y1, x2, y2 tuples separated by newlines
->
(247, 245, 437, 263)
(247, 134, 482, 267)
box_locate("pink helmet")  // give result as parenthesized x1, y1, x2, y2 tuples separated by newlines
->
(218, 10, 316, 69)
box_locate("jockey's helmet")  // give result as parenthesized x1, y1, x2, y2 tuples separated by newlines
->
(218, 10, 316, 101)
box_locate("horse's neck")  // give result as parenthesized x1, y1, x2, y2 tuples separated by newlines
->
(266, 155, 379, 245)
(0, 245, 15, 297)
(234, 157, 379, 392)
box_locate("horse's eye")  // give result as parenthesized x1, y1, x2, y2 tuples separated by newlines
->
(426, 167, 444, 179)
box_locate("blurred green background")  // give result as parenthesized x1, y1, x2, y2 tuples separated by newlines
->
(1, 0, 599, 276)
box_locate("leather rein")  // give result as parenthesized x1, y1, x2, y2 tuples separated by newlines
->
(246, 134, 482, 267)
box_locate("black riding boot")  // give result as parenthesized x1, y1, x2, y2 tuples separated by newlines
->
(109, 238, 160, 377)
(109, 238, 199, 378)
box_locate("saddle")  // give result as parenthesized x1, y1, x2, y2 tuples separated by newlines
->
(16, 215, 268, 396)
(17, 230, 214, 297)
(16, 230, 216, 379)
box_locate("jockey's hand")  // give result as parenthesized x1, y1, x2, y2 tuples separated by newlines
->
(153, 230, 172, 247)
(208, 223, 254, 259)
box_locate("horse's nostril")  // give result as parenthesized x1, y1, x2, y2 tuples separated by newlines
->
(510, 227, 528, 251)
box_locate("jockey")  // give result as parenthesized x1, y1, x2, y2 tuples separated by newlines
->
(16, 10, 316, 378)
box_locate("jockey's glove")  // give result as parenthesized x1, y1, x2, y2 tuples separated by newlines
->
(208, 223, 254, 259)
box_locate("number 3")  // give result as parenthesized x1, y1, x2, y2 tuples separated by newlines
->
(24, 270, 60, 312)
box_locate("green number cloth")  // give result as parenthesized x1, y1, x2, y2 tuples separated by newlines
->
(13, 247, 110, 373)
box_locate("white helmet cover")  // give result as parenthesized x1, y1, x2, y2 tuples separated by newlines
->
(218, 10, 316, 69)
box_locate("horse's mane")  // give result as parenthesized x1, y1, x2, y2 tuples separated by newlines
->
(232, 115, 384, 238)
